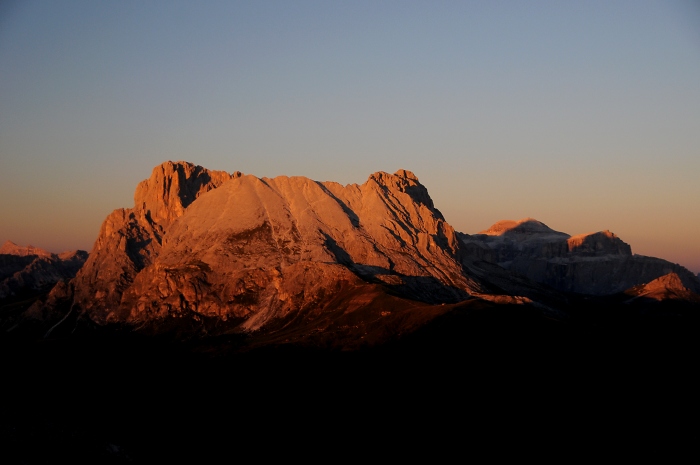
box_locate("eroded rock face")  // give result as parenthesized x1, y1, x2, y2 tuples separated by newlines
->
(68, 162, 485, 329)
(38, 162, 699, 340)
(70, 161, 237, 322)
(133, 160, 239, 228)
(0, 241, 88, 299)
(624, 272, 700, 302)
(460, 218, 700, 295)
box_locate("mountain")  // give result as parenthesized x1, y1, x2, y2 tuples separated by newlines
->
(0, 241, 88, 299)
(4, 161, 698, 463)
(624, 272, 700, 303)
(0, 240, 54, 258)
(459, 218, 700, 295)
(21, 162, 700, 342)
(35, 161, 504, 347)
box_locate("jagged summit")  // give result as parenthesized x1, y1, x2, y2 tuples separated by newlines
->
(134, 161, 240, 227)
(394, 169, 419, 180)
(18, 160, 700, 346)
(365, 169, 441, 217)
(66, 161, 484, 330)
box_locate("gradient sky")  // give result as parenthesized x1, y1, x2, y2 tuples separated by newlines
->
(1, 0, 699, 273)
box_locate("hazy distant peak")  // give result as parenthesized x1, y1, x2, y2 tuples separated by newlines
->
(0, 240, 53, 258)
(625, 272, 700, 302)
(57, 250, 89, 261)
(479, 218, 563, 236)
(566, 230, 631, 255)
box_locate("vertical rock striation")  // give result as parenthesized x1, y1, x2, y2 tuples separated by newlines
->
(67, 163, 484, 330)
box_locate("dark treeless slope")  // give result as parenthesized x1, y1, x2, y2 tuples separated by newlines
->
(0, 241, 87, 300)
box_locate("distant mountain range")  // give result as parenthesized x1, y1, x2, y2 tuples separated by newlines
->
(3, 160, 697, 349)
(3, 160, 697, 462)
(0, 240, 87, 300)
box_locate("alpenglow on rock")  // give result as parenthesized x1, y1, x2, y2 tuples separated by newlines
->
(36, 161, 700, 341)
(67, 161, 485, 329)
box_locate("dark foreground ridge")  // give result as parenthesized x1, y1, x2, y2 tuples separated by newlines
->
(2, 293, 698, 463)
(2, 161, 698, 461)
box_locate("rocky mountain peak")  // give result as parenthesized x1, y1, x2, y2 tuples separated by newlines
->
(0, 243, 88, 299)
(366, 169, 439, 217)
(59, 163, 491, 326)
(394, 169, 419, 181)
(650, 272, 687, 290)
(479, 218, 563, 237)
(625, 272, 700, 302)
(566, 230, 632, 256)
(0, 241, 53, 258)
(133, 160, 239, 227)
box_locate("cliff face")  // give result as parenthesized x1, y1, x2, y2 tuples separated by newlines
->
(624, 272, 700, 302)
(29, 162, 699, 343)
(70, 162, 236, 320)
(67, 162, 484, 331)
(459, 218, 700, 295)
(0, 241, 88, 299)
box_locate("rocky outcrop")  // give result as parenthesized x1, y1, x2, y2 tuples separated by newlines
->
(459, 218, 700, 295)
(624, 272, 700, 302)
(65, 162, 486, 331)
(0, 241, 54, 258)
(24, 162, 699, 344)
(0, 241, 88, 299)
(69, 162, 238, 321)
(133, 160, 239, 228)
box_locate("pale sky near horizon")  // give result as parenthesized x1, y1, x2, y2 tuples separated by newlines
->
(1, 0, 699, 273)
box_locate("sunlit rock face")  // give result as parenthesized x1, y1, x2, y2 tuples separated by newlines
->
(459, 218, 700, 295)
(39, 161, 700, 340)
(0, 241, 87, 299)
(624, 272, 700, 302)
(70, 161, 238, 321)
(68, 161, 485, 328)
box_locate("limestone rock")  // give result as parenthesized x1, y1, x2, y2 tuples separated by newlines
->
(71, 161, 238, 322)
(460, 218, 700, 295)
(624, 272, 700, 302)
(0, 242, 88, 299)
(0, 240, 53, 258)
(72, 165, 486, 328)
(133, 160, 238, 228)
(36, 162, 700, 343)
(566, 230, 632, 256)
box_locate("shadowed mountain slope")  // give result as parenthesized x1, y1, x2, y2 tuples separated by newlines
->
(0, 241, 87, 300)
(459, 218, 700, 295)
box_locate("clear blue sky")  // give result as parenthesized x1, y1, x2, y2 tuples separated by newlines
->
(1, 0, 699, 273)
